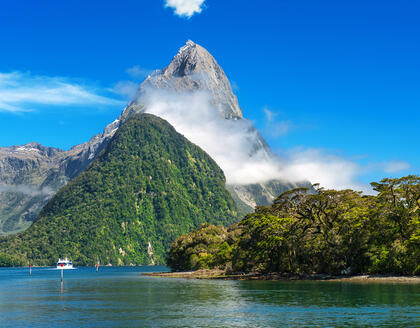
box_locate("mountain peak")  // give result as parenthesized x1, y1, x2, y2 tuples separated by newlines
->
(181, 39, 196, 50)
(176, 40, 198, 56)
(132, 41, 243, 119)
(165, 40, 223, 79)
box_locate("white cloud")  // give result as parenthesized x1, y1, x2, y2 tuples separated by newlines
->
(263, 107, 292, 137)
(231, 80, 240, 92)
(125, 65, 151, 79)
(0, 71, 123, 112)
(142, 89, 277, 184)
(264, 108, 275, 122)
(164, 0, 206, 18)
(279, 148, 372, 193)
(383, 160, 411, 173)
(139, 88, 373, 193)
(112, 81, 139, 99)
(0, 184, 54, 196)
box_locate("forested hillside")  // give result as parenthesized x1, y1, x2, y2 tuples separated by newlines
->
(0, 114, 238, 266)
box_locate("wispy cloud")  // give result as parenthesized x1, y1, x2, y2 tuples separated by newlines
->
(112, 81, 139, 100)
(231, 80, 240, 92)
(164, 0, 206, 18)
(263, 107, 293, 137)
(110, 65, 153, 100)
(139, 86, 412, 194)
(0, 71, 124, 113)
(278, 148, 372, 194)
(0, 184, 54, 196)
(140, 88, 375, 193)
(125, 65, 151, 79)
(383, 160, 411, 173)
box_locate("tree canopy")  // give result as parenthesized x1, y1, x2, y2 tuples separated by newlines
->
(168, 176, 420, 275)
(0, 114, 238, 266)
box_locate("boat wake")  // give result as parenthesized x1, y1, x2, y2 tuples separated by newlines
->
(41, 267, 77, 270)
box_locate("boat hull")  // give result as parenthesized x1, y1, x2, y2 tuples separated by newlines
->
(56, 266, 74, 270)
(56, 258, 74, 269)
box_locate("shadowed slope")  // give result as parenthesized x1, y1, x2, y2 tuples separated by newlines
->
(0, 114, 238, 266)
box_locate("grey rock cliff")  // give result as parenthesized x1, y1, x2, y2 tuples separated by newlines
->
(123, 40, 308, 213)
(135, 40, 243, 119)
(125, 41, 271, 159)
(0, 119, 120, 234)
(0, 40, 309, 234)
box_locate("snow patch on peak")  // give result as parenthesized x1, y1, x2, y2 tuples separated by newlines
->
(132, 41, 243, 119)
(14, 147, 39, 153)
(175, 39, 198, 58)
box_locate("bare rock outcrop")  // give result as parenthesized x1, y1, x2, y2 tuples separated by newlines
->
(0, 40, 309, 234)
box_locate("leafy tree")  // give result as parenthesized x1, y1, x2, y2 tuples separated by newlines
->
(168, 176, 419, 276)
(234, 187, 373, 274)
(369, 176, 420, 274)
(0, 114, 238, 266)
(167, 223, 239, 271)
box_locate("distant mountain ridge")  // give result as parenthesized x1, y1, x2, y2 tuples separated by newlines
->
(0, 119, 119, 234)
(0, 114, 237, 266)
(0, 40, 309, 234)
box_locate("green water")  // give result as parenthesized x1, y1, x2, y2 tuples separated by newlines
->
(0, 267, 418, 327)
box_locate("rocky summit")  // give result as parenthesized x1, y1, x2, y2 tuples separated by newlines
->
(0, 41, 309, 234)
(124, 40, 310, 212)
(134, 40, 243, 119)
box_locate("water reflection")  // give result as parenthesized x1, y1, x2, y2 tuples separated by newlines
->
(0, 267, 418, 327)
(235, 280, 420, 307)
(232, 280, 420, 327)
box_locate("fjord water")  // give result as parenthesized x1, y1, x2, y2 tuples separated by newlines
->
(0, 267, 418, 327)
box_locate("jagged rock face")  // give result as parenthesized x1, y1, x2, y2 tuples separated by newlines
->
(0, 114, 238, 266)
(227, 180, 313, 214)
(124, 40, 272, 159)
(0, 119, 120, 234)
(133, 40, 243, 120)
(125, 40, 307, 212)
(0, 40, 309, 234)
(0, 143, 61, 185)
(0, 143, 61, 234)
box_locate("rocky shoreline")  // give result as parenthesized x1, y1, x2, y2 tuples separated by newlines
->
(143, 270, 420, 283)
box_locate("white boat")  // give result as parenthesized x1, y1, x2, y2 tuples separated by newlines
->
(56, 257, 74, 269)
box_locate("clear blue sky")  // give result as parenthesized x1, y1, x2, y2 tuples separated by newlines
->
(0, 0, 418, 188)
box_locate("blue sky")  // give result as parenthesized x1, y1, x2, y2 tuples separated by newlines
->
(0, 0, 418, 190)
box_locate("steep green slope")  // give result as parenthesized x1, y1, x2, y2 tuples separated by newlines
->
(0, 114, 238, 266)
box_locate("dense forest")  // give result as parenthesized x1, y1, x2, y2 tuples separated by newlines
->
(0, 113, 417, 274)
(168, 175, 419, 275)
(0, 114, 238, 266)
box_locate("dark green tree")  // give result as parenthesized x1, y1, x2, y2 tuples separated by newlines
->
(369, 176, 420, 274)
(0, 114, 238, 266)
(168, 175, 419, 276)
